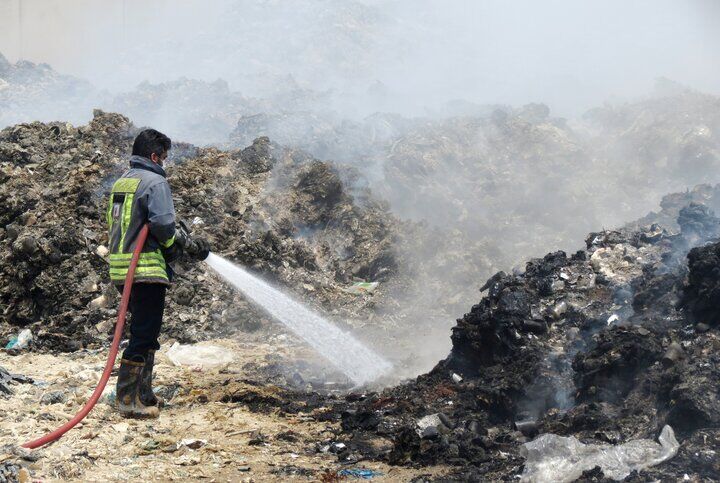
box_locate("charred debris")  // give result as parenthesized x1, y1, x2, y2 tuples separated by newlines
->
(2, 110, 720, 480)
(322, 194, 720, 480)
(2, 69, 720, 479)
(196, 193, 720, 481)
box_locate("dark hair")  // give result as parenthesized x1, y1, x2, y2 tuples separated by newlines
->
(132, 129, 171, 159)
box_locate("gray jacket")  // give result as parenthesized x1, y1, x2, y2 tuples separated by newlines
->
(106, 156, 177, 284)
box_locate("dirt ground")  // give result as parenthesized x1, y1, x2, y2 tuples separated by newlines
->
(0, 340, 450, 482)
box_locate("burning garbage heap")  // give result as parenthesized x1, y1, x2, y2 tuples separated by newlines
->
(370, 85, 720, 265)
(0, 111, 402, 354)
(307, 190, 720, 480)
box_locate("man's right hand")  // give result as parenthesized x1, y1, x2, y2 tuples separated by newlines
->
(186, 236, 211, 261)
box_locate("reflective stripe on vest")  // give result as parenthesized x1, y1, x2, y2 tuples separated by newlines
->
(107, 178, 169, 283)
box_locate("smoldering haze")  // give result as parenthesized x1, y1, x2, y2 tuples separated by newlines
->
(2, 0, 720, 376)
(1, 0, 719, 121)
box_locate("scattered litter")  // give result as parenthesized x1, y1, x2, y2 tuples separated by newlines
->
(330, 442, 347, 454)
(112, 423, 129, 433)
(5, 329, 33, 351)
(88, 295, 108, 310)
(338, 468, 384, 479)
(343, 282, 379, 295)
(520, 425, 679, 482)
(551, 301, 567, 319)
(40, 390, 67, 405)
(451, 373, 463, 383)
(607, 314, 619, 325)
(17, 468, 30, 482)
(514, 420, 539, 438)
(662, 342, 685, 366)
(173, 454, 201, 466)
(102, 388, 116, 406)
(248, 431, 268, 446)
(141, 440, 160, 452)
(416, 414, 449, 439)
(0, 463, 23, 483)
(0, 366, 32, 395)
(180, 439, 207, 450)
(154, 384, 180, 403)
(166, 342, 234, 369)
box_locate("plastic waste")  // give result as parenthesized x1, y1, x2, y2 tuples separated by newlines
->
(5, 329, 32, 351)
(166, 342, 234, 369)
(520, 425, 679, 482)
(102, 388, 116, 406)
(179, 438, 206, 449)
(338, 468, 383, 479)
(416, 413, 449, 439)
(343, 282, 379, 295)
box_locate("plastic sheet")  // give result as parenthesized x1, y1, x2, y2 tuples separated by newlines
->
(338, 468, 383, 479)
(166, 342, 235, 369)
(520, 425, 679, 482)
(343, 282, 379, 295)
(5, 329, 32, 351)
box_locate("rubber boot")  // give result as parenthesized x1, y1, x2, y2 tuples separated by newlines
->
(116, 356, 160, 418)
(139, 350, 161, 407)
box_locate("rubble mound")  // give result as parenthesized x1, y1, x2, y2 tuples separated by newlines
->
(683, 241, 720, 327)
(0, 112, 400, 352)
(324, 195, 720, 481)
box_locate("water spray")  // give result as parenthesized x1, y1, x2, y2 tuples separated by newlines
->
(205, 253, 392, 385)
(20, 224, 390, 449)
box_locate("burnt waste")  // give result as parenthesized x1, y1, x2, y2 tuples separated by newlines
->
(2, 111, 720, 479)
(310, 188, 720, 480)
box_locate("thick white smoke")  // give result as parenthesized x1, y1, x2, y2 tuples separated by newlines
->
(2, 0, 720, 376)
(1, 0, 719, 119)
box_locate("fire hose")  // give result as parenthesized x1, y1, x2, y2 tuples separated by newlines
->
(22, 224, 150, 449)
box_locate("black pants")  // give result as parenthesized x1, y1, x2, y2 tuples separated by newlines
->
(117, 283, 167, 360)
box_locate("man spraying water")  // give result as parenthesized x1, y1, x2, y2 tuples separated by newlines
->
(107, 130, 389, 420)
(106, 129, 210, 418)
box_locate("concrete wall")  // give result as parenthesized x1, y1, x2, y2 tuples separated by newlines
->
(0, 0, 176, 71)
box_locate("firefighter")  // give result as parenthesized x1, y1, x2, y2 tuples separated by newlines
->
(106, 129, 209, 417)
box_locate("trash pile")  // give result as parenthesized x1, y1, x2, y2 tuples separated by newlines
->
(0, 106, 497, 383)
(0, 111, 404, 359)
(295, 190, 720, 480)
(368, 85, 720, 266)
(3, 53, 720, 479)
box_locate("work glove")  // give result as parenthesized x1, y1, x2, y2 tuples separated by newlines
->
(187, 236, 211, 261)
(176, 230, 211, 261)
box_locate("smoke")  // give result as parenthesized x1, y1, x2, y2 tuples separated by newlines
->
(2, 0, 720, 376)
(2, 0, 719, 119)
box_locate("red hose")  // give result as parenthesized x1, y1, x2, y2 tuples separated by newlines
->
(22, 224, 150, 449)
